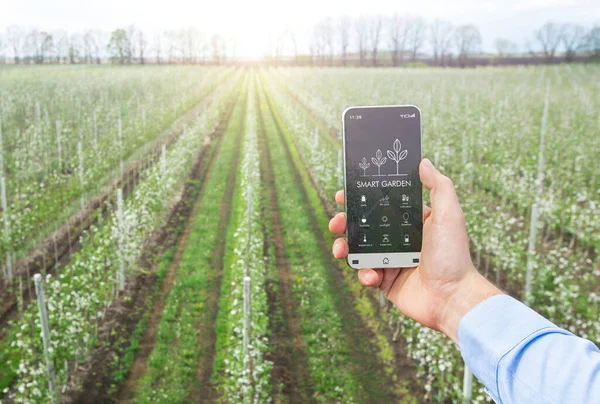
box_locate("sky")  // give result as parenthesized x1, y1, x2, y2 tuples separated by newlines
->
(1, 0, 599, 58)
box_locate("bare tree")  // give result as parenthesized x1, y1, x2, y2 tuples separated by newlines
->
(137, 30, 148, 64)
(581, 25, 600, 57)
(311, 23, 327, 65)
(534, 22, 563, 61)
(164, 30, 179, 63)
(494, 38, 518, 59)
(309, 37, 315, 65)
(322, 18, 335, 66)
(338, 15, 351, 66)
(561, 23, 585, 62)
(90, 30, 105, 64)
(83, 30, 94, 63)
(28, 30, 54, 64)
(388, 13, 409, 66)
(289, 28, 298, 64)
(430, 19, 453, 66)
(355, 16, 368, 66)
(6, 26, 25, 64)
(454, 24, 482, 67)
(195, 32, 208, 64)
(368, 14, 383, 66)
(126, 25, 137, 63)
(407, 16, 426, 62)
(152, 33, 163, 63)
(211, 33, 226, 64)
(68, 33, 82, 64)
(52, 30, 68, 63)
(274, 30, 286, 66)
(184, 27, 201, 64)
(0, 34, 5, 63)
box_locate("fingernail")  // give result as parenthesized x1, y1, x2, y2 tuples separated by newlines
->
(423, 158, 434, 169)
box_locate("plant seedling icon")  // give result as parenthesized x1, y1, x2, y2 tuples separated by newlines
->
(359, 157, 370, 176)
(371, 149, 387, 176)
(387, 139, 408, 176)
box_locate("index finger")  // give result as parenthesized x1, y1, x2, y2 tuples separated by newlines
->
(335, 190, 344, 206)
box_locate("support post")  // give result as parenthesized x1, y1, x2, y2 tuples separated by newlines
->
(524, 203, 539, 305)
(34, 274, 58, 402)
(117, 189, 125, 290)
(462, 364, 473, 404)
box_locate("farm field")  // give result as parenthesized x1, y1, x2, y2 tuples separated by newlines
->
(0, 64, 598, 403)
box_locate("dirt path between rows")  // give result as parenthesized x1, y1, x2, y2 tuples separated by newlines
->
(256, 86, 314, 404)
(187, 87, 247, 403)
(262, 80, 402, 403)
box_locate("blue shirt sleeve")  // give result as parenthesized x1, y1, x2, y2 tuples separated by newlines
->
(458, 294, 600, 403)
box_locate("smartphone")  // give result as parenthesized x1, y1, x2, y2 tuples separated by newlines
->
(342, 105, 422, 269)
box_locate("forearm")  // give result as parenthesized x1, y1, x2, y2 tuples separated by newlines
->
(436, 270, 503, 344)
(458, 294, 600, 403)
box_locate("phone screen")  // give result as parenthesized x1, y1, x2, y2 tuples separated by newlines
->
(343, 106, 422, 256)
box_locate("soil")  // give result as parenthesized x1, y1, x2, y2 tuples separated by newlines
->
(257, 87, 314, 403)
(61, 96, 235, 404)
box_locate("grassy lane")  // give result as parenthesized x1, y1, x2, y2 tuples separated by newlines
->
(262, 74, 421, 399)
(127, 74, 248, 403)
(256, 74, 314, 403)
(258, 75, 396, 403)
(116, 80, 241, 402)
(188, 78, 247, 402)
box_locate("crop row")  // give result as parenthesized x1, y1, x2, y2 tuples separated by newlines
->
(271, 66, 600, 250)
(0, 72, 237, 403)
(0, 66, 233, 282)
(131, 74, 247, 402)
(262, 67, 599, 402)
(258, 72, 409, 402)
(211, 75, 273, 402)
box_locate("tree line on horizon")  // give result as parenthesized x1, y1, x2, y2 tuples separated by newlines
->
(299, 17, 600, 67)
(0, 16, 599, 67)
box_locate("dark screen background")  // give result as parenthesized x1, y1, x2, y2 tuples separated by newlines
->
(344, 106, 422, 254)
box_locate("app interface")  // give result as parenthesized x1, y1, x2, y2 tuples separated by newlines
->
(344, 106, 422, 254)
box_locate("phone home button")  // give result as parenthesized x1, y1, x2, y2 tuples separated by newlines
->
(382, 257, 389, 265)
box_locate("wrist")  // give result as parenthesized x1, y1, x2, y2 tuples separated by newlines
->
(436, 269, 503, 344)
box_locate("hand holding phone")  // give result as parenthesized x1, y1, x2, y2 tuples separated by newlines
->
(342, 105, 423, 269)
(331, 159, 501, 343)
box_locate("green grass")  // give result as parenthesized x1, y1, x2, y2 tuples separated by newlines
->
(132, 78, 247, 403)
(110, 248, 175, 388)
(261, 72, 418, 401)
(257, 76, 364, 402)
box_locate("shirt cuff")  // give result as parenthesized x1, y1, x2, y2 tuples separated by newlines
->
(457, 294, 557, 400)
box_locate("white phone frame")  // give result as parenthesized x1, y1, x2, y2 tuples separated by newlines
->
(342, 105, 422, 269)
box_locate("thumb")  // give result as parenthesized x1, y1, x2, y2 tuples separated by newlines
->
(419, 158, 461, 221)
